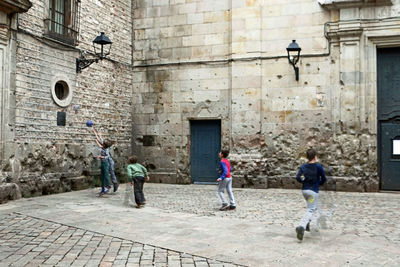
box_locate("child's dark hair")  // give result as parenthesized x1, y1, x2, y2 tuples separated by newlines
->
(306, 148, 317, 161)
(128, 155, 137, 164)
(220, 149, 229, 158)
(103, 139, 114, 148)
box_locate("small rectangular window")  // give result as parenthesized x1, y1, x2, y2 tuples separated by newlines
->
(44, 0, 80, 46)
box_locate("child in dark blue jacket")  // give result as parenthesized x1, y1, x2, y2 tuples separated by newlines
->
(295, 148, 326, 241)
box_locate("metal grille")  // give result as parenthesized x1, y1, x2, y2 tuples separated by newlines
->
(44, 0, 80, 46)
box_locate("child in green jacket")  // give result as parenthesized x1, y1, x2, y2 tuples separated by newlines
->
(127, 155, 150, 208)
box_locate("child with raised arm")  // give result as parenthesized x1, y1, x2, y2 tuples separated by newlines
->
(92, 128, 112, 195)
(93, 128, 119, 192)
(295, 148, 326, 241)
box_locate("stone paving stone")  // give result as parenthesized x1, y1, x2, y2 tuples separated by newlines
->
(113, 259, 128, 265)
(11, 251, 39, 266)
(99, 262, 113, 267)
(181, 257, 194, 264)
(0, 252, 12, 260)
(115, 253, 129, 260)
(1, 253, 24, 264)
(57, 261, 75, 267)
(193, 262, 209, 267)
(140, 259, 154, 265)
(70, 259, 88, 266)
(102, 255, 116, 262)
(85, 261, 101, 267)
(127, 258, 140, 264)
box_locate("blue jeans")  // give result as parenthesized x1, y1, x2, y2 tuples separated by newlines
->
(100, 160, 111, 191)
(217, 177, 235, 206)
(133, 176, 146, 205)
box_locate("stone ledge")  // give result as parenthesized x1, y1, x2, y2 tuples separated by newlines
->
(0, 183, 21, 204)
(64, 176, 93, 191)
(0, 176, 94, 201)
(233, 175, 379, 192)
(319, 0, 392, 10)
(0, 0, 32, 14)
(148, 172, 190, 184)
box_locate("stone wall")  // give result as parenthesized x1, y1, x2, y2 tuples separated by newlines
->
(2, 0, 400, 203)
(0, 0, 133, 203)
(130, 0, 400, 192)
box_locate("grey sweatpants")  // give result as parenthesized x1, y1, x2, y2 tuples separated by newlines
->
(299, 189, 320, 229)
(217, 177, 235, 206)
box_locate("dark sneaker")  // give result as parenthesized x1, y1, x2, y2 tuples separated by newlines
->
(113, 183, 119, 192)
(219, 204, 229, 211)
(135, 205, 141, 209)
(98, 188, 109, 196)
(229, 205, 236, 210)
(306, 222, 310, 232)
(296, 226, 305, 241)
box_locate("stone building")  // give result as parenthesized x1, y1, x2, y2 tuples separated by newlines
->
(0, 0, 133, 203)
(131, 0, 400, 192)
(1, 0, 400, 203)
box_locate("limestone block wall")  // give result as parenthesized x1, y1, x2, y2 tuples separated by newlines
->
(134, 0, 231, 64)
(132, 63, 231, 183)
(131, 0, 393, 191)
(0, 0, 133, 202)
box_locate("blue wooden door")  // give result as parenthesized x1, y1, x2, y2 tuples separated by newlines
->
(380, 123, 400, 190)
(190, 120, 221, 183)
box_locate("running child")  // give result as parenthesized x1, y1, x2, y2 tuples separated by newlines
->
(127, 155, 150, 208)
(295, 148, 327, 241)
(217, 149, 236, 211)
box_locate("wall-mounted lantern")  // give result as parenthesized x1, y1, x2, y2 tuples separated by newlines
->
(76, 32, 112, 73)
(286, 40, 301, 81)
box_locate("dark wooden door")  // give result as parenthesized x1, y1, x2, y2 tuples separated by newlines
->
(190, 120, 221, 184)
(377, 48, 400, 190)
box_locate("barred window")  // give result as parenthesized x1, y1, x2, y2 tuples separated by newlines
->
(44, 0, 80, 46)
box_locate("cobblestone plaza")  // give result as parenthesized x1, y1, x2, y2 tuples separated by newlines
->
(1, 183, 399, 266)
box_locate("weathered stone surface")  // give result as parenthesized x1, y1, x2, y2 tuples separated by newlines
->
(2, 0, 400, 195)
(0, 183, 21, 204)
(0, 0, 132, 199)
(148, 172, 187, 184)
(65, 176, 93, 191)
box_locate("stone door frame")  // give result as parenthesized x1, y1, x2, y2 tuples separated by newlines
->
(327, 16, 400, 190)
(0, 42, 5, 160)
(366, 35, 400, 189)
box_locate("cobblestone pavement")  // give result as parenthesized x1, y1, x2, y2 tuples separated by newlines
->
(0, 213, 242, 267)
(140, 184, 400, 244)
(0, 183, 400, 266)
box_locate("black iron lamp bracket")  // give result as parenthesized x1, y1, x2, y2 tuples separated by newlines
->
(76, 32, 112, 73)
(76, 56, 99, 73)
(292, 65, 299, 81)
